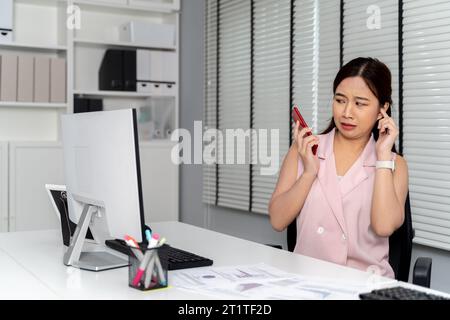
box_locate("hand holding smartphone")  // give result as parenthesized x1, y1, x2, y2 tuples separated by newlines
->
(292, 105, 318, 156)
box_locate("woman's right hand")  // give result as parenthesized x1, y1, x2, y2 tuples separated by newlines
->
(292, 121, 320, 177)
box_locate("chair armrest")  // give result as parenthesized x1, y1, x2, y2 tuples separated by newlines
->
(265, 244, 283, 250)
(413, 257, 432, 288)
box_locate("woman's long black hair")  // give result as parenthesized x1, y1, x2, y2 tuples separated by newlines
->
(321, 57, 399, 154)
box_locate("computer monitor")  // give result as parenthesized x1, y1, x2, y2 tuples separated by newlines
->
(61, 109, 146, 271)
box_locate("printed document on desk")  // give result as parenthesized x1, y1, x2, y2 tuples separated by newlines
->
(170, 263, 396, 300)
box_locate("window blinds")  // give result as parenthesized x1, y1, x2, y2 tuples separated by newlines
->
(217, 0, 252, 211)
(203, 0, 450, 253)
(203, 0, 218, 205)
(251, 0, 291, 214)
(293, 0, 318, 132)
(293, 0, 341, 135)
(342, 0, 400, 149)
(403, 0, 450, 251)
(206, 0, 341, 212)
(317, 0, 341, 133)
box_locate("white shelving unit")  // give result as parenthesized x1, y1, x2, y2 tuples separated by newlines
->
(0, 0, 180, 232)
(74, 37, 176, 51)
(0, 102, 67, 109)
(73, 0, 179, 14)
(0, 42, 67, 51)
(0, 0, 67, 138)
(73, 89, 153, 98)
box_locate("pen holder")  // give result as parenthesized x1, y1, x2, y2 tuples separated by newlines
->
(128, 245, 169, 291)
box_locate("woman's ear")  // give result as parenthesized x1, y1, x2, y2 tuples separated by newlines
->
(377, 103, 391, 120)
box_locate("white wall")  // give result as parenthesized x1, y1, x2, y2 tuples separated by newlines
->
(179, 0, 207, 227)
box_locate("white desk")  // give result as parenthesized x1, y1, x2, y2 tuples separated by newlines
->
(0, 249, 57, 299)
(0, 222, 447, 300)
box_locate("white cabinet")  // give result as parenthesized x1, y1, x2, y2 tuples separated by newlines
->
(4, 141, 178, 232)
(0, 142, 8, 232)
(139, 142, 178, 223)
(9, 142, 64, 232)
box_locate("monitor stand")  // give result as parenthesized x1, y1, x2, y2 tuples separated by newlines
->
(63, 196, 129, 271)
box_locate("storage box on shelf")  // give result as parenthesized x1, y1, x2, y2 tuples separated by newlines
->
(0, 0, 14, 44)
(0, 53, 67, 104)
(137, 99, 175, 141)
(119, 21, 176, 48)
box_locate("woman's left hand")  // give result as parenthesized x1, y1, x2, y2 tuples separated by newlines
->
(376, 109, 399, 160)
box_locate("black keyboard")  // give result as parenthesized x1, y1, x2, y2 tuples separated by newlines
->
(165, 245, 214, 270)
(359, 286, 449, 300)
(105, 239, 213, 270)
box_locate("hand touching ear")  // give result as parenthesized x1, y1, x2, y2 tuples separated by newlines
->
(376, 108, 398, 160)
(377, 103, 391, 121)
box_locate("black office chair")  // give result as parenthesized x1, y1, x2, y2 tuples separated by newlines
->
(275, 192, 433, 288)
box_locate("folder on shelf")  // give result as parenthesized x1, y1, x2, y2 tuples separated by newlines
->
(0, 54, 18, 102)
(34, 57, 51, 103)
(137, 50, 177, 83)
(74, 97, 89, 114)
(123, 50, 137, 92)
(50, 58, 66, 103)
(17, 55, 34, 102)
(89, 98, 103, 112)
(99, 49, 124, 91)
(74, 97, 104, 113)
(137, 49, 151, 82)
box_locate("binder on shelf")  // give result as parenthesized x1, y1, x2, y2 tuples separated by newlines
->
(99, 49, 124, 91)
(34, 57, 51, 103)
(0, 54, 18, 102)
(123, 50, 137, 92)
(89, 98, 103, 112)
(74, 97, 89, 114)
(160, 52, 177, 82)
(99, 49, 136, 92)
(98, 50, 177, 94)
(137, 50, 177, 84)
(50, 58, 66, 103)
(17, 55, 34, 102)
(137, 49, 151, 82)
(74, 97, 104, 114)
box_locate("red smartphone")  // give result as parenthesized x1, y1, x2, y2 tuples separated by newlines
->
(292, 105, 318, 155)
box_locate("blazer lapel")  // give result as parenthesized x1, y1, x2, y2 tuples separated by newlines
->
(339, 135, 377, 198)
(317, 129, 347, 235)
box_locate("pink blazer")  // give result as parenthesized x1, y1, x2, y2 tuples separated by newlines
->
(294, 128, 395, 278)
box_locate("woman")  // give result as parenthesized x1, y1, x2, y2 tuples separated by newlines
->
(269, 57, 409, 278)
